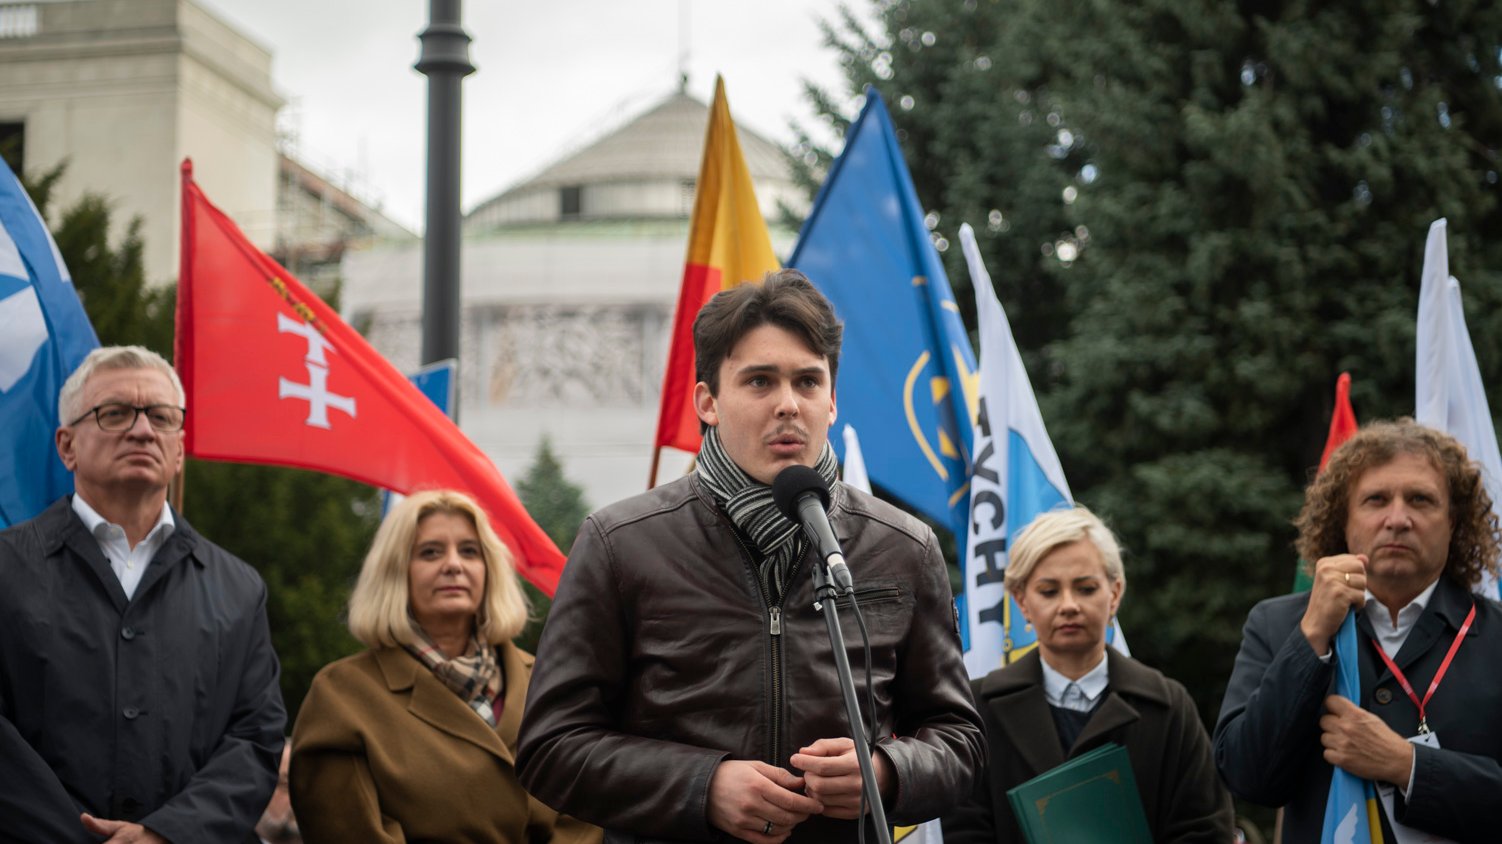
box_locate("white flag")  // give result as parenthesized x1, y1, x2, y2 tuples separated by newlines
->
(1415, 218, 1502, 600)
(841, 424, 872, 493)
(959, 224, 1126, 676)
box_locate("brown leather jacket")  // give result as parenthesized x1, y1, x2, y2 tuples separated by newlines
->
(517, 476, 983, 843)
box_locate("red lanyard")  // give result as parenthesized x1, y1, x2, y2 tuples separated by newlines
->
(1369, 601, 1476, 734)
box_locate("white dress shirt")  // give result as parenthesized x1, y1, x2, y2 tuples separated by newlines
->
(71, 494, 175, 600)
(1041, 651, 1109, 713)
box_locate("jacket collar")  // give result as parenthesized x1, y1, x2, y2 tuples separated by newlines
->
(980, 647, 1162, 774)
(43, 497, 200, 613)
(373, 645, 514, 764)
(1364, 575, 1479, 682)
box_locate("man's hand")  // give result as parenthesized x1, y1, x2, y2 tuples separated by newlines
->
(790, 737, 894, 820)
(1320, 695, 1416, 786)
(1301, 554, 1368, 654)
(707, 759, 824, 843)
(80, 814, 168, 843)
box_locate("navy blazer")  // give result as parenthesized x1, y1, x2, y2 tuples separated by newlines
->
(1214, 575, 1502, 843)
(0, 497, 285, 844)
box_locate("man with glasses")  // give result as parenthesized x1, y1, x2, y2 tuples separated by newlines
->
(0, 345, 285, 843)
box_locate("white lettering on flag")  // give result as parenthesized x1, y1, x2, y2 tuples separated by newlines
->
(277, 313, 355, 429)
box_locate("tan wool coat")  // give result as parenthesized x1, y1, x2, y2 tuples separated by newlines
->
(291, 642, 600, 844)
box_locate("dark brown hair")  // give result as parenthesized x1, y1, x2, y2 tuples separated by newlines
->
(693, 269, 843, 396)
(1294, 418, 1501, 588)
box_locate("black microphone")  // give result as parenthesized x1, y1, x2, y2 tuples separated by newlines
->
(772, 465, 854, 594)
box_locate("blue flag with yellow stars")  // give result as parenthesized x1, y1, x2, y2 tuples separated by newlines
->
(789, 89, 977, 540)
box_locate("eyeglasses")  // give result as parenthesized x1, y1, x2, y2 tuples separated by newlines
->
(69, 403, 186, 433)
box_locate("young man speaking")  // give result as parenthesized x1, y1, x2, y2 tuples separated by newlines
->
(518, 270, 981, 843)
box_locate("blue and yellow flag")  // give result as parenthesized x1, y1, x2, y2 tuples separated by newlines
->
(0, 162, 98, 527)
(1323, 611, 1384, 843)
(788, 90, 977, 540)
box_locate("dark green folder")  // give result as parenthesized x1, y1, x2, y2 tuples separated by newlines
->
(1005, 741, 1152, 844)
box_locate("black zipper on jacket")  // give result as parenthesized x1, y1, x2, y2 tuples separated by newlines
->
(721, 517, 812, 766)
(698, 478, 820, 767)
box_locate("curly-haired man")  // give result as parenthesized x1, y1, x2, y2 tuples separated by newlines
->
(1215, 419, 1502, 843)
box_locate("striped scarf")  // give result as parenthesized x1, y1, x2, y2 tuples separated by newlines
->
(403, 628, 502, 727)
(696, 426, 839, 601)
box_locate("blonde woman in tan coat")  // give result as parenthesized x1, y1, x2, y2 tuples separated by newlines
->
(290, 490, 599, 844)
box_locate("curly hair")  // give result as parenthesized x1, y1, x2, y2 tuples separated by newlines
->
(1294, 419, 1501, 589)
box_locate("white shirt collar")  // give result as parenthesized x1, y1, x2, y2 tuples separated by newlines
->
(1040, 651, 1110, 712)
(71, 493, 175, 549)
(1364, 577, 1440, 660)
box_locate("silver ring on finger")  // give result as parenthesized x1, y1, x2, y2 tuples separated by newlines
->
(763, 820, 774, 835)
(1344, 572, 1351, 585)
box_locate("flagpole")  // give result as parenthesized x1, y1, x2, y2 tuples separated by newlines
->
(170, 463, 185, 516)
(647, 444, 662, 489)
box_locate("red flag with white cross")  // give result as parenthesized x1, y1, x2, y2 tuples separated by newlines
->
(174, 159, 566, 595)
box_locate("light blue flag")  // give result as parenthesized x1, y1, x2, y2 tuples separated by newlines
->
(957, 224, 1126, 673)
(1323, 611, 1381, 843)
(0, 163, 98, 527)
(788, 89, 978, 541)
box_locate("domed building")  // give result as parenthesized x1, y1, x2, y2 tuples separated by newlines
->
(340, 85, 802, 511)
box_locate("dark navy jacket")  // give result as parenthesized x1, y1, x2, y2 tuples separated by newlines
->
(1214, 576, 1502, 843)
(0, 497, 285, 843)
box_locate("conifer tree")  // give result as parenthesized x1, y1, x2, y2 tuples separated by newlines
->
(813, 0, 1502, 726)
(514, 436, 591, 653)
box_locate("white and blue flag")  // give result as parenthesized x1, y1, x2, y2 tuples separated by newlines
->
(1415, 218, 1502, 600)
(0, 162, 98, 527)
(958, 224, 1125, 675)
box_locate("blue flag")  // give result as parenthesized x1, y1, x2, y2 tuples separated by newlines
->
(0, 163, 98, 528)
(1323, 611, 1381, 843)
(789, 90, 978, 540)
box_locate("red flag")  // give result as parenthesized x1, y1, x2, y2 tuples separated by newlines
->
(1319, 372, 1358, 471)
(1294, 372, 1360, 592)
(175, 160, 565, 595)
(649, 77, 780, 485)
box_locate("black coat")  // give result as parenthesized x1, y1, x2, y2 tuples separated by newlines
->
(0, 498, 285, 844)
(1214, 576, 1502, 843)
(942, 648, 1233, 844)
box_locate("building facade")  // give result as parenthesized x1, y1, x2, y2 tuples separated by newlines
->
(0, 0, 281, 282)
(342, 89, 802, 512)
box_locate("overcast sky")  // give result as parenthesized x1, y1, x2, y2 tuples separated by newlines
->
(197, 0, 865, 232)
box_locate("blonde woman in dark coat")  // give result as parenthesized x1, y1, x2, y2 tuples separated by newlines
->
(942, 506, 1234, 843)
(290, 490, 599, 844)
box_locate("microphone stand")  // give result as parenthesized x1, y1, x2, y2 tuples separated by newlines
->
(809, 561, 893, 844)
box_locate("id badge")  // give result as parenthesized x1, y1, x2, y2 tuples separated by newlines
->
(1375, 732, 1454, 844)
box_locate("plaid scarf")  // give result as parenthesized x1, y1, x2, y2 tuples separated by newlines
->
(696, 425, 839, 602)
(403, 628, 502, 727)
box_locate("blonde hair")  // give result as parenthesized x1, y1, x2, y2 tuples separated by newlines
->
(58, 345, 185, 423)
(347, 489, 531, 648)
(1004, 505, 1126, 593)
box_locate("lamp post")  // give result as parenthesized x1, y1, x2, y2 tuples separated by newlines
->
(415, 0, 474, 411)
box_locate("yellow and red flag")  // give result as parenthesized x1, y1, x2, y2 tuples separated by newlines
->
(649, 76, 779, 485)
